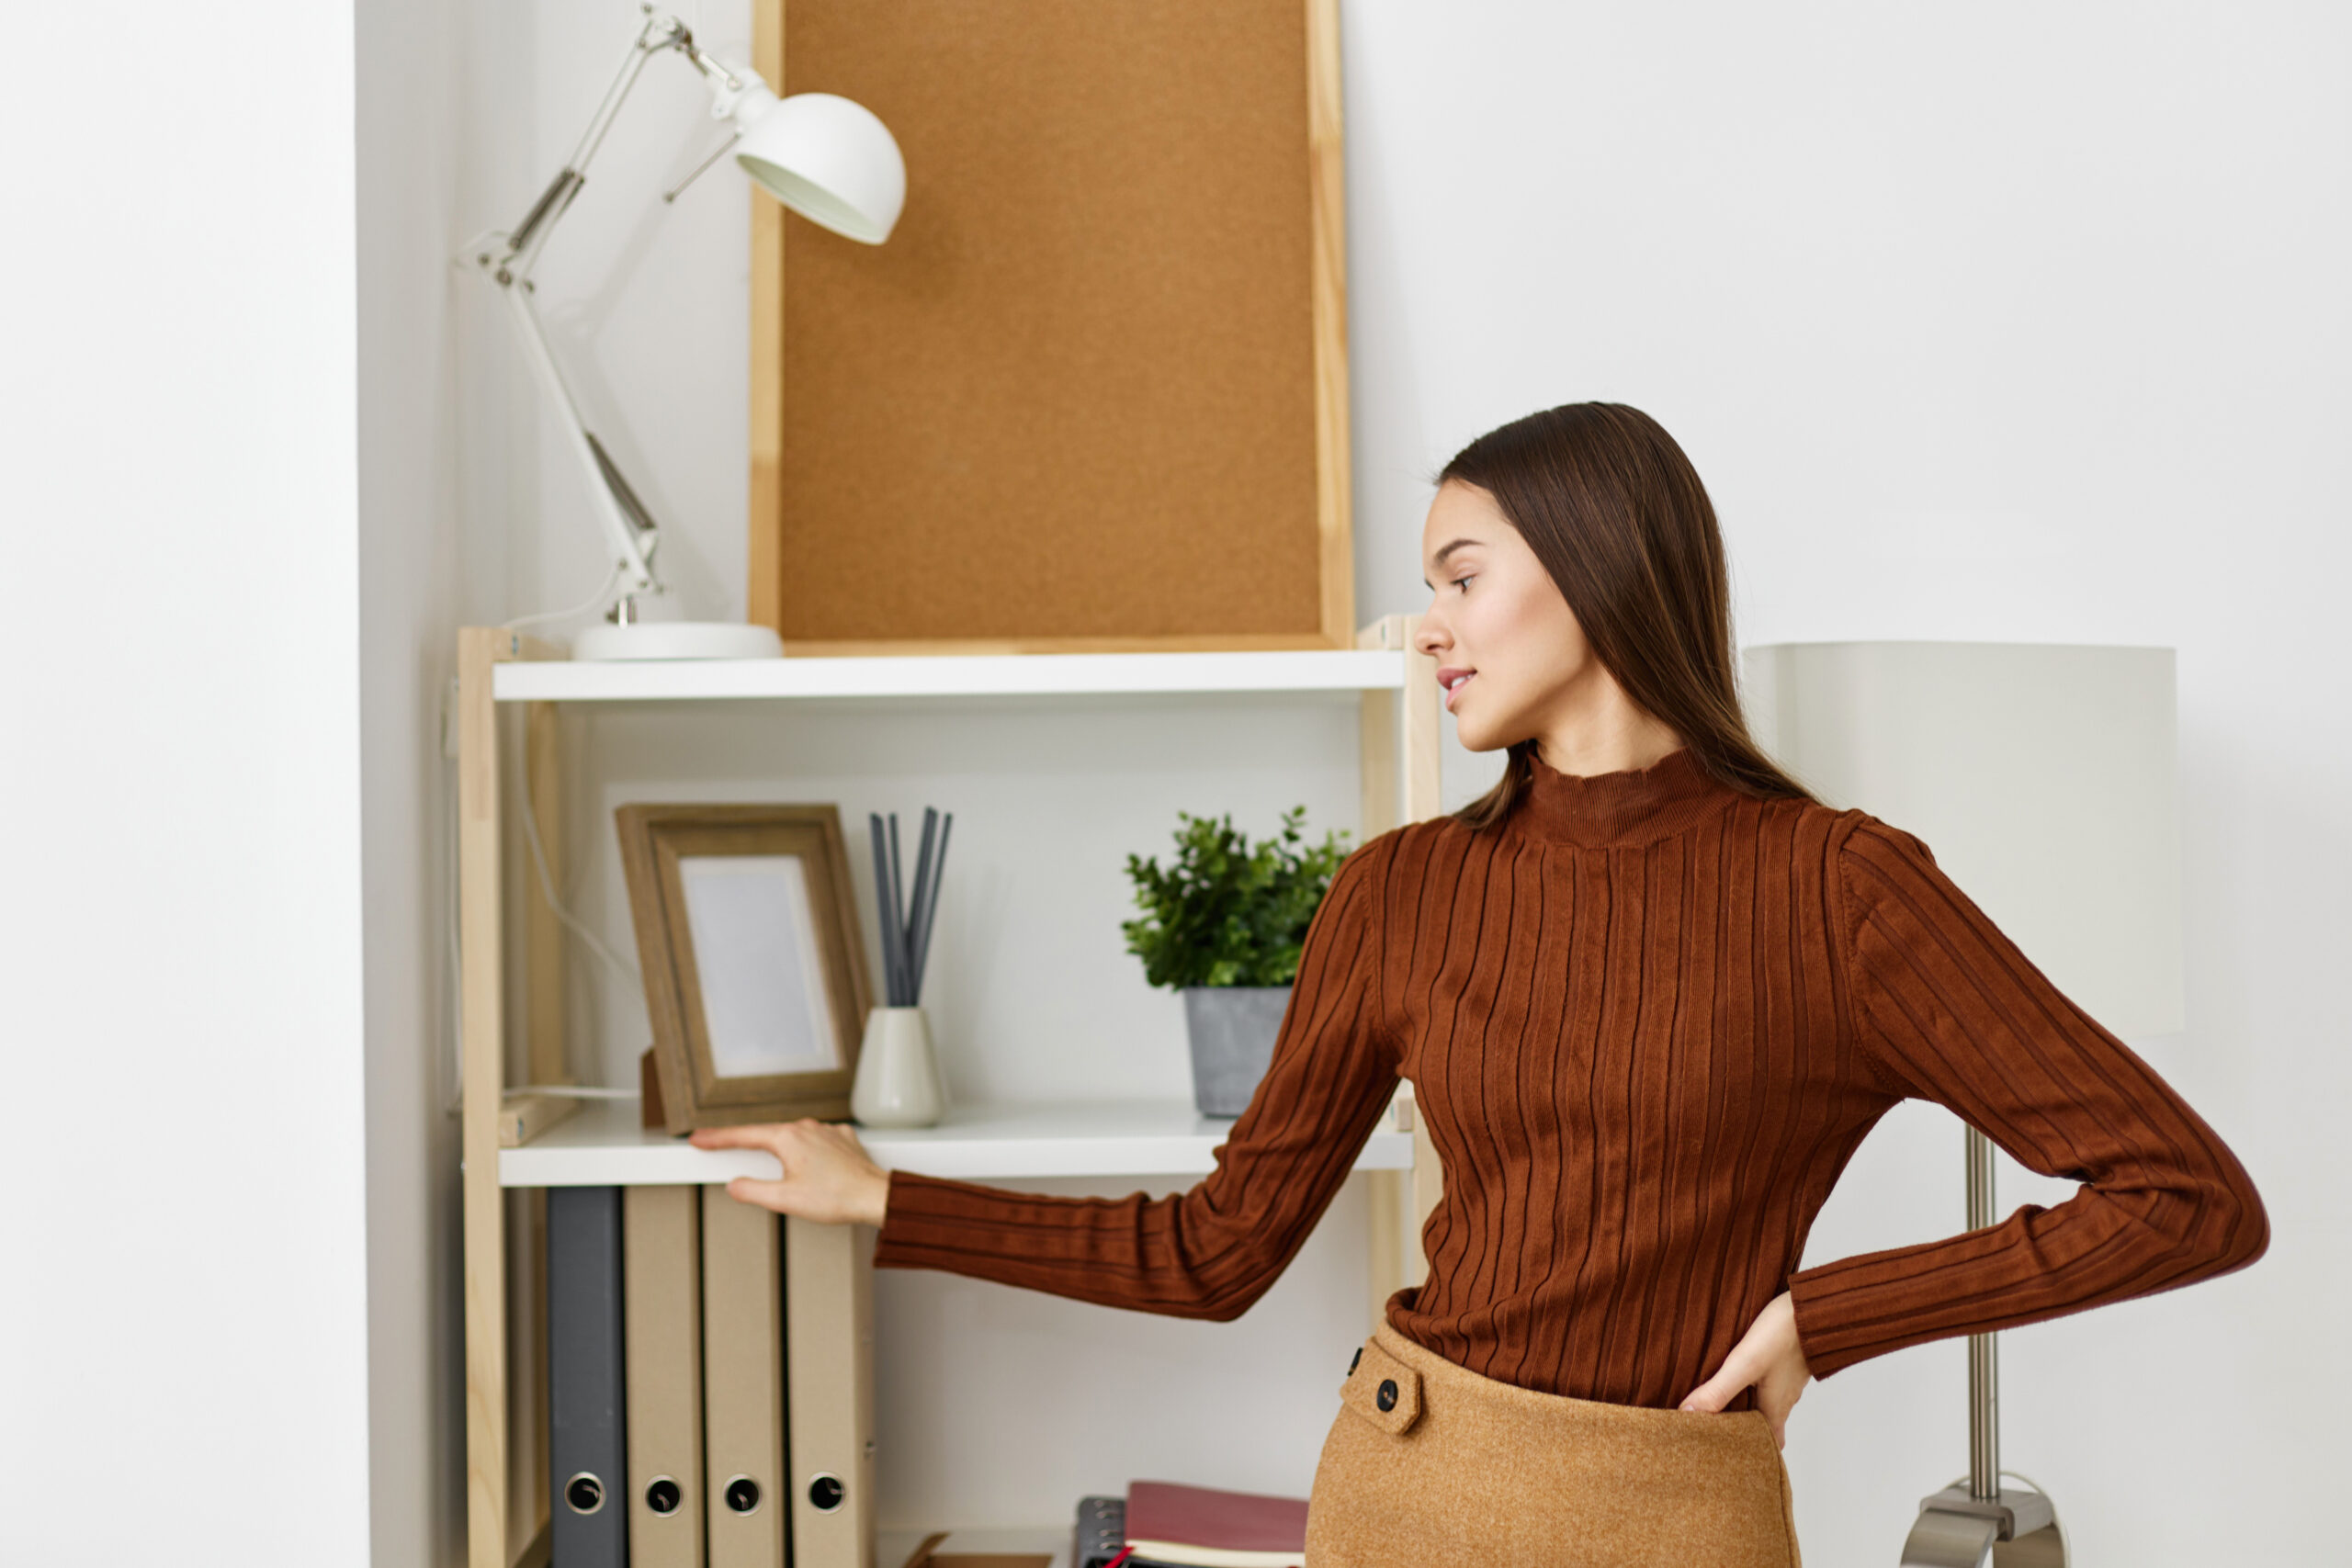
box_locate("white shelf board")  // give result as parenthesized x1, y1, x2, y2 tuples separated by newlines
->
(491, 647, 1405, 705)
(498, 1096, 1414, 1188)
(876, 1525, 1070, 1568)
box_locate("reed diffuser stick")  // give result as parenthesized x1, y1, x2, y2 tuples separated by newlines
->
(910, 812, 951, 1000)
(870, 807, 954, 1007)
(886, 813, 908, 998)
(906, 806, 937, 993)
(867, 813, 904, 1005)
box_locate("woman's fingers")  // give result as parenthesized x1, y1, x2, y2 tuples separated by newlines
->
(1752, 1383, 1790, 1449)
(1679, 1290, 1810, 1446)
(1755, 1360, 1806, 1450)
(1679, 1356, 1797, 1448)
(726, 1175, 797, 1214)
(1677, 1347, 1752, 1414)
(688, 1122, 790, 1154)
(686, 1120, 887, 1226)
(1755, 1387, 1795, 1449)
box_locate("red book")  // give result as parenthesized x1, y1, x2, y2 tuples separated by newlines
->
(1124, 1480, 1308, 1568)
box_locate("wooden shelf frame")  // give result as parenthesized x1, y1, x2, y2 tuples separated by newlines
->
(458, 615, 1444, 1568)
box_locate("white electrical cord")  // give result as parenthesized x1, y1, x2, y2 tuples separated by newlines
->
(519, 777, 643, 990)
(440, 693, 648, 1116)
(513, 720, 646, 1100)
(499, 559, 624, 633)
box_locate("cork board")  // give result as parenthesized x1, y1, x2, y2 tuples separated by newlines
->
(748, 0, 1352, 653)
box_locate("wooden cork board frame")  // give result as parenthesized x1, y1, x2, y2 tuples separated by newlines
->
(748, 0, 1352, 654)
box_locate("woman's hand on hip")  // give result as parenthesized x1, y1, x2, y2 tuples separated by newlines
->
(687, 1119, 891, 1228)
(1678, 1290, 1812, 1449)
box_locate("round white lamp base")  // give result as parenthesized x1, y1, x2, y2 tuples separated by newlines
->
(571, 620, 785, 661)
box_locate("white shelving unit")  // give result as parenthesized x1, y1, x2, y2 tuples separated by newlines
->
(503, 1098, 1419, 1189)
(876, 1526, 1074, 1568)
(457, 618, 1445, 1568)
(492, 648, 1404, 705)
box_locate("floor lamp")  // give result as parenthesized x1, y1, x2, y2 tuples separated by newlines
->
(1743, 640, 2185, 1568)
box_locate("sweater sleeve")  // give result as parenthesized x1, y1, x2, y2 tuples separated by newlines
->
(1787, 816, 2267, 1379)
(866, 837, 1401, 1321)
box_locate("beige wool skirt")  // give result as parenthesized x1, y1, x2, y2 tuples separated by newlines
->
(1303, 1322, 1802, 1567)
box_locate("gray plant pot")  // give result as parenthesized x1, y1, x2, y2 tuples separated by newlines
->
(1180, 985, 1294, 1117)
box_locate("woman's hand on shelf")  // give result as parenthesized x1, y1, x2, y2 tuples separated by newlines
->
(687, 1120, 892, 1229)
(1677, 1290, 1811, 1449)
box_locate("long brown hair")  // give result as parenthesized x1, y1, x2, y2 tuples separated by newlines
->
(1438, 402, 1816, 829)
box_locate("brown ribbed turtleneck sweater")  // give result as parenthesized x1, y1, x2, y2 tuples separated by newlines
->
(869, 746, 2268, 1409)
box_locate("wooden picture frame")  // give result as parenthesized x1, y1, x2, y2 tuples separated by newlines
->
(616, 804, 873, 1134)
(747, 0, 1353, 655)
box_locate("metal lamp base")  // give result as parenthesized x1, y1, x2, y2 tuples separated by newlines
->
(1902, 1483, 2064, 1567)
(1899, 1127, 2067, 1567)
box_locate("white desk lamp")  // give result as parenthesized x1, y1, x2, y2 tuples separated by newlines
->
(1745, 640, 2184, 1568)
(471, 5, 905, 660)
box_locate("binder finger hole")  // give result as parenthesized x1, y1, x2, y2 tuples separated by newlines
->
(808, 1472, 846, 1513)
(563, 1472, 606, 1516)
(724, 1475, 763, 1515)
(643, 1476, 683, 1517)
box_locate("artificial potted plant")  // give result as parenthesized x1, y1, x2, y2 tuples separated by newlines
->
(1122, 807, 1351, 1116)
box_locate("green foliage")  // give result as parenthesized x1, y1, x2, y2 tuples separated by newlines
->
(1121, 807, 1351, 989)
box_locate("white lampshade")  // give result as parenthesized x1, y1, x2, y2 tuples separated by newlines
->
(731, 89, 906, 244)
(1742, 641, 2184, 1039)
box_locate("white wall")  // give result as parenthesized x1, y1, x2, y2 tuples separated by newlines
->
(0, 4, 373, 1564)
(354, 0, 521, 1562)
(1348, 5, 2343, 1561)
(420, 0, 2342, 1559)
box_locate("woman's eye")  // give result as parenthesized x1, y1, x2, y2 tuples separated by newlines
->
(1451, 576, 1475, 592)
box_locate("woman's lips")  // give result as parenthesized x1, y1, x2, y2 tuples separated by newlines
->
(1440, 667, 1476, 711)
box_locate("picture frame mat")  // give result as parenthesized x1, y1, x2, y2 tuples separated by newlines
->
(662, 839, 842, 1081)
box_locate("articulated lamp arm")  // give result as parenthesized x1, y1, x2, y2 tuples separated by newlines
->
(469, 6, 779, 602)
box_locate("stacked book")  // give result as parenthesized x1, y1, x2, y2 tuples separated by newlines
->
(547, 1185, 876, 1567)
(1074, 1481, 1309, 1568)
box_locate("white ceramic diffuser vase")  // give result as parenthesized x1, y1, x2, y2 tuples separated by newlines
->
(854, 805, 955, 1130)
(851, 1006, 945, 1128)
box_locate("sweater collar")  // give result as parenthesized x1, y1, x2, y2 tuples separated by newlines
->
(1512, 744, 1736, 848)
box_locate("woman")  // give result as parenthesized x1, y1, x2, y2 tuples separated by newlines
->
(690, 402, 2269, 1566)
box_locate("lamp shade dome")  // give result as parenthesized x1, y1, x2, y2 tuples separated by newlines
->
(733, 90, 906, 244)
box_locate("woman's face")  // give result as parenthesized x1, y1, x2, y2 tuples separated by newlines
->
(1413, 479, 1600, 753)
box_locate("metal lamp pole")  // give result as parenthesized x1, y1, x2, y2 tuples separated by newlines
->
(1897, 1127, 2065, 1568)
